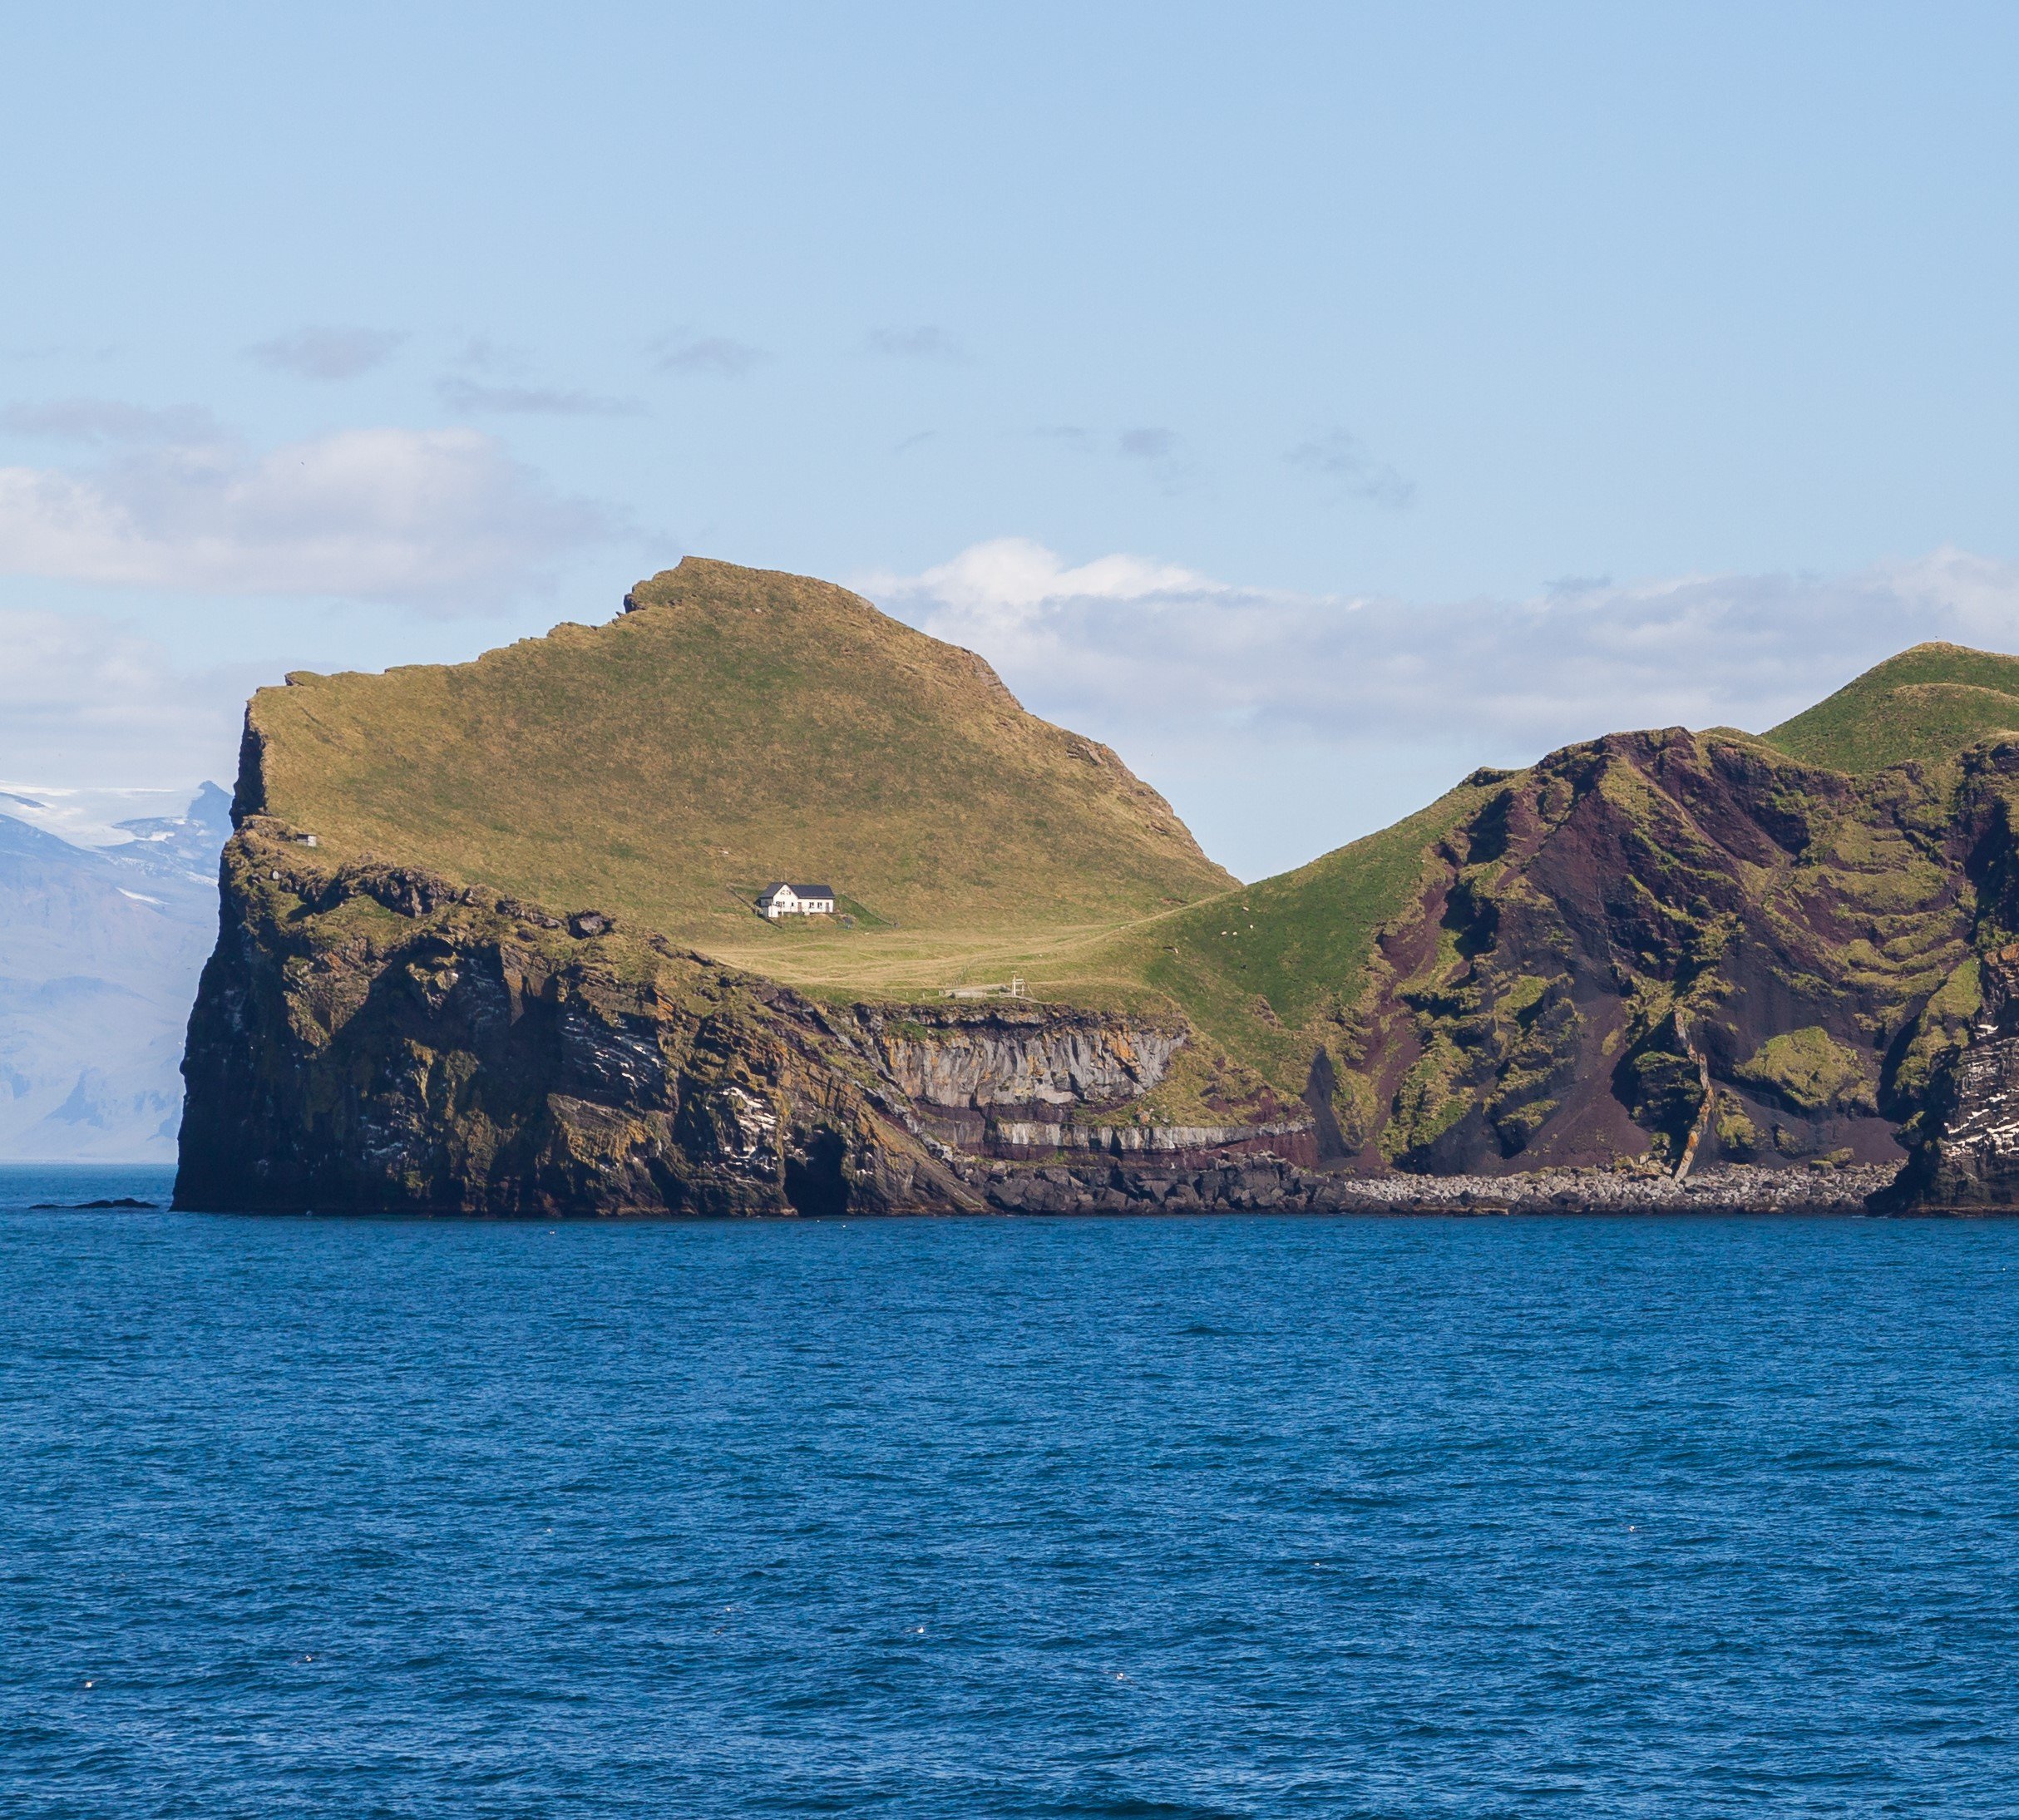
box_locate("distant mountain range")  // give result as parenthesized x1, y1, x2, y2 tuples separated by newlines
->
(0, 784, 228, 1161)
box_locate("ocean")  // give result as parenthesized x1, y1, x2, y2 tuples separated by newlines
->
(3, 1164, 2016, 1816)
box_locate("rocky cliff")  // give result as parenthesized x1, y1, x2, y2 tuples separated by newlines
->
(1883, 940, 2019, 1209)
(179, 821, 1257, 1213)
(856, 1004, 1184, 1109)
(1130, 719, 2019, 1205)
(1356, 727, 2019, 1208)
(1333, 727, 1981, 1175)
(175, 823, 993, 1215)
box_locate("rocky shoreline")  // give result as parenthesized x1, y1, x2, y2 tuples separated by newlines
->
(950, 1157, 1909, 1216)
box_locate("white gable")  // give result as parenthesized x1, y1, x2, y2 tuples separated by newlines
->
(757, 882, 834, 917)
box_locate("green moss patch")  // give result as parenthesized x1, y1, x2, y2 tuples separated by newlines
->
(1734, 1025, 1874, 1114)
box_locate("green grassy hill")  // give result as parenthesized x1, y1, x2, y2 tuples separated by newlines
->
(244, 560, 1235, 981)
(1762, 643, 2019, 772)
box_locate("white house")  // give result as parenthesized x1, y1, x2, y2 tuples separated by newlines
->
(756, 882, 837, 919)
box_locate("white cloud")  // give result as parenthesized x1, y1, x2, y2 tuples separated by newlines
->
(866, 535, 1222, 620)
(0, 606, 249, 791)
(865, 537, 2019, 880)
(249, 326, 407, 380)
(436, 377, 642, 417)
(0, 427, 612, 606)
(653, 332, 769, 377)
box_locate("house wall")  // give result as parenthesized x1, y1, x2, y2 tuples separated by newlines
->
(759, 889, 830, 917)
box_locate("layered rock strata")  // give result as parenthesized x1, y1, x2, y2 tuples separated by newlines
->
(843, 1002, 1314, 1164)
(856, 1004, 1183, 1108)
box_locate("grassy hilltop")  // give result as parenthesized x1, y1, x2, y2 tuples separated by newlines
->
(244, 559, 1235, 989)
(1763, 642, 2019, 772)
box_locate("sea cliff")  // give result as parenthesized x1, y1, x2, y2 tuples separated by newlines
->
(177, 826, 980, 1215)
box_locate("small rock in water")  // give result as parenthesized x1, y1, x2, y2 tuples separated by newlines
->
(27, 1197, 158, 1211)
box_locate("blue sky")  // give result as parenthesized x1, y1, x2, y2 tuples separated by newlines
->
(3, 2, 2018, 876)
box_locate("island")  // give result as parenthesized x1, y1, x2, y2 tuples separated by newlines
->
(175, 558, 2019, 1215)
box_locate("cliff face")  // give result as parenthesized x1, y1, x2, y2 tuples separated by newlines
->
(1312, 729, 2019, 1182)
(179, 821, 1243, 1213)
(1885, 941, 2019, 1209)
(176, 823, 992, 1215)
(842, 1004, 1317, 1165)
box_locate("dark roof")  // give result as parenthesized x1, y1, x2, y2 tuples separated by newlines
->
(757, 882, 834, 900)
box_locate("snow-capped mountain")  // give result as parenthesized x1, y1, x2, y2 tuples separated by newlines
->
(0, 784, 229, 1161)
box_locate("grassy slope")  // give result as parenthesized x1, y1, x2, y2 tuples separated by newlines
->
(250, 560, 1235, 988)
(1764, 643, 2019, 772)
(1101, 787, 1485, 1077)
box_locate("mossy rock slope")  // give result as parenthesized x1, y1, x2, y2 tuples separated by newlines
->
(1106, 656, 2019, 1180)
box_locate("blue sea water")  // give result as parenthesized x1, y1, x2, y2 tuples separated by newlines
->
(2, 1166, 2017, 1817)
